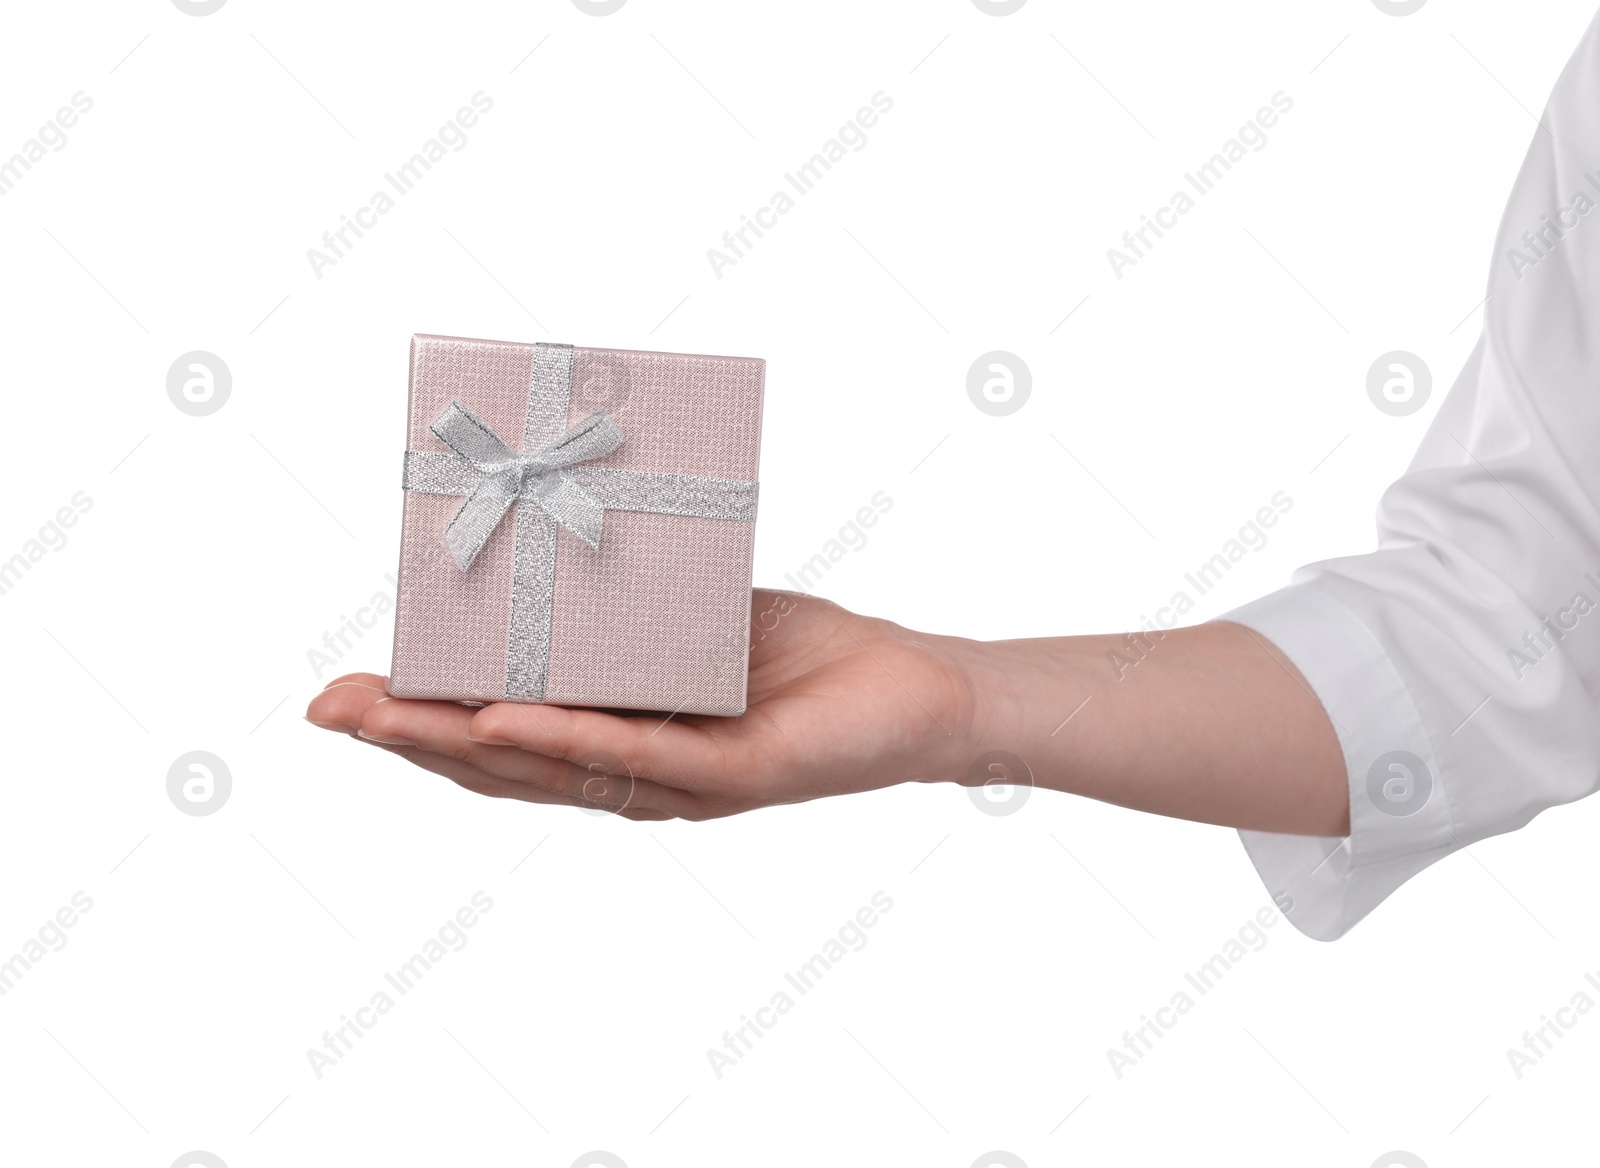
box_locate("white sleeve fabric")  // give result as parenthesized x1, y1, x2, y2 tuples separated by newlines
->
(1218, 7, 1600, 942)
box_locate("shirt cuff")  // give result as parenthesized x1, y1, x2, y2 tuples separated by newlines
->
(1216, 580, 1459, 942)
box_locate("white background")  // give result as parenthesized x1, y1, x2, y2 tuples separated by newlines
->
(1, 0, 1595, 1165)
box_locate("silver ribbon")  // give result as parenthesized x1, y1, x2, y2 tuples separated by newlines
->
(401, 342, 758, 700)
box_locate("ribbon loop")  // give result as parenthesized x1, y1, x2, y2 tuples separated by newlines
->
(430, 400, 519, 469)
(429, 399, 623, 569)
(529, 411, 624, 472)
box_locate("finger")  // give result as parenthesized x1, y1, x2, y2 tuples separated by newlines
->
(360, 697, 711, 818)
(375, 742, 680, 819)
(615, 807, 677, 821)
(316, 672, 747, 797)
(306, 678, 392, 731)
(309, 677, 697, 818)
(357, 738, 624, 810)
(465, 701, 746, 795)
(747, 588, 849, 664)
(323, 672, 390, 690)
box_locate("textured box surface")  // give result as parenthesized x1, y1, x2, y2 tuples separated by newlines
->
(390, 335, 764, 715)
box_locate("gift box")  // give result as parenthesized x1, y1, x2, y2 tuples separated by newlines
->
(390, 335, 764, 715)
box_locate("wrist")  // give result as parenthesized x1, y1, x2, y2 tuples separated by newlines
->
(921, 627, 1068, 784)
(927, 631, 1101, 789)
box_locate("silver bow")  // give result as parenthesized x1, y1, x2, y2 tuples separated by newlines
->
(430, 400, 622, 570)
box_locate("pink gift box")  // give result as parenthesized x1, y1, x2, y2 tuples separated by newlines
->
(390, 335, 764, 716)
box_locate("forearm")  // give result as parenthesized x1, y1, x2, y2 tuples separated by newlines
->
(941, 619, 1349, 836)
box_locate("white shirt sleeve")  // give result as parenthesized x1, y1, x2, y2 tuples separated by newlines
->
(1218, 8, 1600, 941)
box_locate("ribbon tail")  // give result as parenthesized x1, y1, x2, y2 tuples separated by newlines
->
(442, 472, 520, 571)
(528, 472, 608, 550)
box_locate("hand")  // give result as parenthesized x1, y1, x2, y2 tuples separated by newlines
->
(304, 589, 980, 820)
(305, 589, 1348, 835)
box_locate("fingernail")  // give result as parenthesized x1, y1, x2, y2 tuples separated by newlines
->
(305, 717, 354, 733)
(322, 681, 388, 695)
(358, 730, 416, 746)
(466, 733, 518, 747)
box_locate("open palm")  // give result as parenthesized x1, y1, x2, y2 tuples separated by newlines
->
(305, 589, 978, 820)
